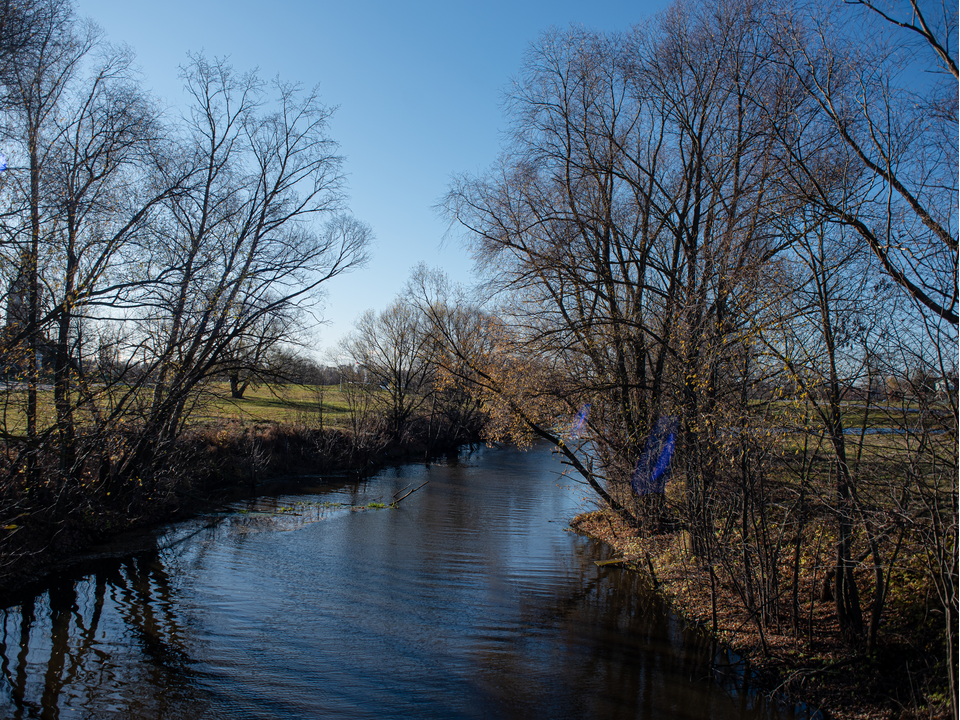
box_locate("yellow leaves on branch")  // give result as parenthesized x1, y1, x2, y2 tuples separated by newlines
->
(440, 314, 569, 447)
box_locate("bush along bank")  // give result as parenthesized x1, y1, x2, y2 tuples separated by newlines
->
(0, 419, 480, 599)
(570, 509, 953, 720)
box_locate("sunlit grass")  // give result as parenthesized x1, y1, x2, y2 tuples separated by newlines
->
(0, 381, 361, 433)
(0, 386, 56, 436)
(195, 383, 354, 427)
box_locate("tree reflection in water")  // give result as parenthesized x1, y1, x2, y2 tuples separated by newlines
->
(0, 446, 813, 720)
(1, 551, 207, 719)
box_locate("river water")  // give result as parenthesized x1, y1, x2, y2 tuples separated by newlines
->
(1, 443, 805, 719)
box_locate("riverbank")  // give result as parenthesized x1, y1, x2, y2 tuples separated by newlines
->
(3, 441, 783, 719)
(569, 510, 951, 720)
(0, 420, 473, 600)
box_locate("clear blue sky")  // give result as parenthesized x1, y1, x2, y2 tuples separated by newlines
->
(75, 0, 669, 358)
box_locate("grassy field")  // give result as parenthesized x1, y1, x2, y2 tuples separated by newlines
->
(0, 381, 360, 434)
(193, 383, 355, 427)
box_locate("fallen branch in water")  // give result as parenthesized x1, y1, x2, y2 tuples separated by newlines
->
(393, 481, 428, 505)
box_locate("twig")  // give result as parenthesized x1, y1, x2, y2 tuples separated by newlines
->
(393, 481, 428, 505)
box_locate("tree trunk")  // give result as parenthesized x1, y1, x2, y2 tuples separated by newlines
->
(946, 592, 958, 720)
(230, 372, 246, 399)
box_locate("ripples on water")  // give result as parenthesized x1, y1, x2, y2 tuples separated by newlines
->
(1, 444, 805, 719)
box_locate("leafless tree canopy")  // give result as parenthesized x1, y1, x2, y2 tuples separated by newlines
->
(438, 0, 957, 707)
(0, 3, 369, 487)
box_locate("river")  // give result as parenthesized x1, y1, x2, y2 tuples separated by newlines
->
(1, 443, 807, 719)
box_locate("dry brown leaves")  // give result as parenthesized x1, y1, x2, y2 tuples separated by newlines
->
(569, 510, 947, 720)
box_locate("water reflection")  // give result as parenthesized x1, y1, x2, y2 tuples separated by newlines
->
(1, 552, 209, 719)
(1, 445, 806, 719)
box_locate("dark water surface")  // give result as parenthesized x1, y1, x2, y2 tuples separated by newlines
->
(1, 444, 803, 719)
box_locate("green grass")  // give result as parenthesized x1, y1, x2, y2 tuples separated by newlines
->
(197, 383, 354, 427)
(0, 381, 361, 433)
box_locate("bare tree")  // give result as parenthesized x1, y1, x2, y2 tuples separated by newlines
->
(42, 48, 181, 479)
(774, 0, 958, 325)
(765, 2, 957, 695)
(759, 211, 893, 643)
(444, 2, 794, 539)
(341, 297, 434, 444)
(1, 0, 90, 467)
(405, 265, 487, 450)
(0, 0, 65, 98)
(108, 55, 368, 483)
